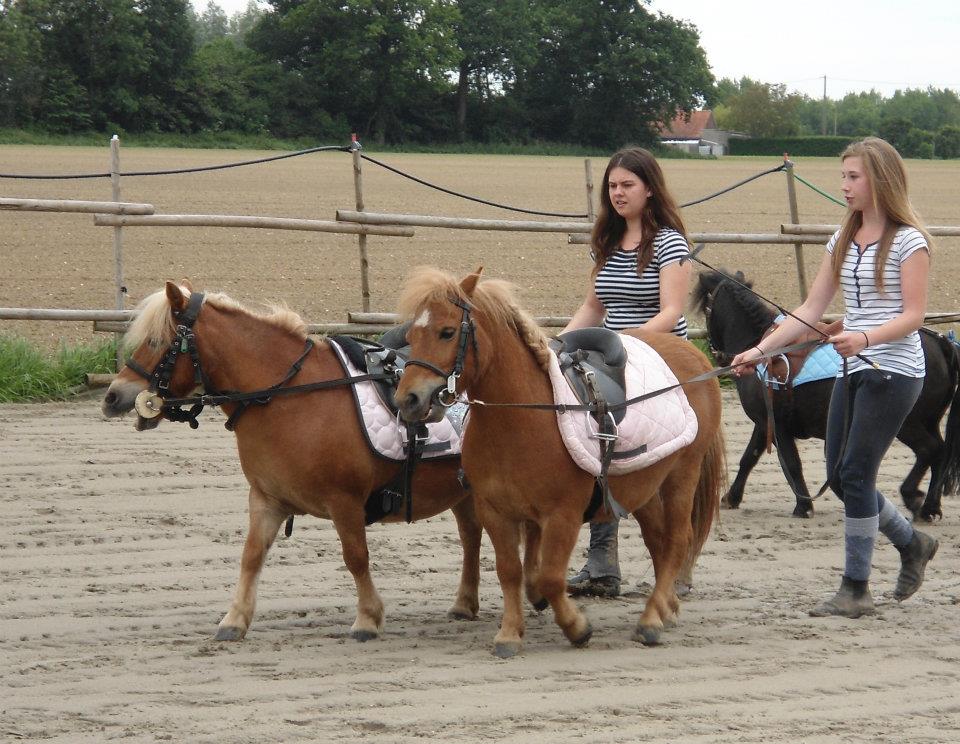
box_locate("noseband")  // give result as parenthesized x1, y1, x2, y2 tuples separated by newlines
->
(403, 297, 478, 407)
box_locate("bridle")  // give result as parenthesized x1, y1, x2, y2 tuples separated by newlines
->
(124, 291, 315, 430)
(125, 292, 213, 429)
(403, 296, 478, 407)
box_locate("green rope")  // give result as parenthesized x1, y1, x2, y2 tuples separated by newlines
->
(793, 172, 846, 207)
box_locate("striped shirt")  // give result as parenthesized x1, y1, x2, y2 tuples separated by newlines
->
(594, 227, 689, 337)
(826, 225, 929, 377)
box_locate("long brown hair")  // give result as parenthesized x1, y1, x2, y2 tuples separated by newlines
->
(832, 137, 933, 290)
(590, 147, 688, 276)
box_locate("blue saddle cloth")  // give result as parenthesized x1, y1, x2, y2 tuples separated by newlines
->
(757, 316, 841, 388)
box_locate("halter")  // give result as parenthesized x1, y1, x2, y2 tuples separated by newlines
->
(403, 296, 478, 407)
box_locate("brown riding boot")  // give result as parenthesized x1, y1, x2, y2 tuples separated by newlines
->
(809, 576, 876, 618)
(893, 530, 939, 601)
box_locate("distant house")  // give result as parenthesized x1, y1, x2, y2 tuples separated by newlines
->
(659, 110, 743, 156)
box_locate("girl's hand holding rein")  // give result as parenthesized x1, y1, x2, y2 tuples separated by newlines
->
(829, 330, 870, 358)
(731, 346, 764, 376)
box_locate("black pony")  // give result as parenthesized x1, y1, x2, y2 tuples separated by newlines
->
(693, 269, 960, 521)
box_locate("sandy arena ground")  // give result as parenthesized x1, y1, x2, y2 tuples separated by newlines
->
(2, 147, 960, 742)
(1, 388, 958, 742)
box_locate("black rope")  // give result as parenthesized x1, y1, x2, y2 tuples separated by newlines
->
(679, 164, 787, 208)
(359, 153, 590, 219)
(0, 145, 352, 180)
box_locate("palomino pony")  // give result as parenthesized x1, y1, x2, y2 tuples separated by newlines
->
(693, 269, 960, 521)
(101, 281, 482, 641)
(394, 268, 725, 657)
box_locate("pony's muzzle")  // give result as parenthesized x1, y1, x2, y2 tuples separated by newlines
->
(397, 383, 446, 424)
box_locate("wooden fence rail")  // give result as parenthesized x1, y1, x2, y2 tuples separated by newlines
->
(1, 197, 154, 215)
(782, 224, 960, 237)
(336, 209, 590, 233)
(94, 213, 415, 236)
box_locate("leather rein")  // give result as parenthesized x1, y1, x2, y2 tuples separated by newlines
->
(402, 293, 824, 416)
(124, 292, 393, 431)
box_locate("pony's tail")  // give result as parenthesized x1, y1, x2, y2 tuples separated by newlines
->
(689, 425, 727, 562)
(935, 339, 960, 499)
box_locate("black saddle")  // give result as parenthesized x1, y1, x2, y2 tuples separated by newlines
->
(330, 321, 412, 416)
(549, 327, 628, 424)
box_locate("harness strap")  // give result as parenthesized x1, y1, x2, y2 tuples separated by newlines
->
(222, 339, 316, 430)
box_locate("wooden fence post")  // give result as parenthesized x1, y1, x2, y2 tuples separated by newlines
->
(110, 135, 126, 370)
(351, 135, 371, 312)
(782, 155, 809, 301)
(583, 158, 595, 223)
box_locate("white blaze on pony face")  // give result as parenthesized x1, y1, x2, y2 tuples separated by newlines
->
(414, 308, 431, 328)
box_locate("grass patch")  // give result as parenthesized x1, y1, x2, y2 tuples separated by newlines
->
(0, 335, 117, 402)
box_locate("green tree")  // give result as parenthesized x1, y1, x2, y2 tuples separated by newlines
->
(511, 0, 713, 147)
(249, 0, 460, 144)
(882, 88, 960, 133)
(0, 0, 45, 127)
(935, 125, 960, 159)
(193, 1, 230, 46)
(879, 116, 913, 152)
(715, 80, 803, 137)
(135, 0, 199, 131)
(450, 0, 535, 141)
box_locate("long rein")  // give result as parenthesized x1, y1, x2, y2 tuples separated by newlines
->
(404, 292, 826, 416)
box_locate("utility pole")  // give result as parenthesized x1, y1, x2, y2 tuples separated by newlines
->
(821, 75, 828, 135)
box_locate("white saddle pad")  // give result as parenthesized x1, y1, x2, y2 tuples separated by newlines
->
(548, 334, 698, 476)
(330, 341, 464, 462)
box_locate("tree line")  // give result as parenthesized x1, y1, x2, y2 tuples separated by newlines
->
(1, 1, 957, 156)
(0, 0, 712, 148)
(713, 78, 960, 159)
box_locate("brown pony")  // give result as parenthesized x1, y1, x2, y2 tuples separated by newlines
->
(395, 268, 725, 657)
(101, 281, 481, 641)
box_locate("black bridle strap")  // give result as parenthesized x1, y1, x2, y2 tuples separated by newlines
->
(221, 339, 316, 430)
(403, 297, 477, 402)
(156, 370, 395, 409)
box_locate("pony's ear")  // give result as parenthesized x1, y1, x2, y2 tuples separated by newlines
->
(165, 281, 188, 313)
(180, 278, 194, 291)
(460, 266, 483, 296)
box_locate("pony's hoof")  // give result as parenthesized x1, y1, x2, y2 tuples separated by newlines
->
(351, 629, 379, 642)
(214, 625, 245, 641)
(792, 500, 814, 518)
(570, 622, 593, 648)
(531, 597, 549, 612)
(447, 607, 477, 621)
(493, 641, 521, 659)
(674, 581, 693, 598)
(633, 624, 662, 646)
(720, 493, 740, 510)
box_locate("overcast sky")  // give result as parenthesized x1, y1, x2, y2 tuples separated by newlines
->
(195, 0, 959, 101)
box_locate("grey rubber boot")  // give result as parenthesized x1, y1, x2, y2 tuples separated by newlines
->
(893, 530, 939, 601)
(567, 519, 621, 597)
(809, 576, 876, 618)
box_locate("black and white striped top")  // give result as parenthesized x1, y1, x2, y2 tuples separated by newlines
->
(594, 227, 689, 337)
(826, 225, 929, 377)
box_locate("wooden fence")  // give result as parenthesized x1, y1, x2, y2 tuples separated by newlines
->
(4, 140, 960, 366)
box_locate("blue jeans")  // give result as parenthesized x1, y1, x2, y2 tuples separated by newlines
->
(824, 369, 923, 519)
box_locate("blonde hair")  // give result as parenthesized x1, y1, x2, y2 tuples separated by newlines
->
(832, 137, 933, 290)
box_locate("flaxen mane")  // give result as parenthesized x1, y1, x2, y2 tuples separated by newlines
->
(398, 267, 552, 372)
(124, 286, 306, 352)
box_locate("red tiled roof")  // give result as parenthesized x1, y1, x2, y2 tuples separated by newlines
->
(660, 110, 717, 139)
